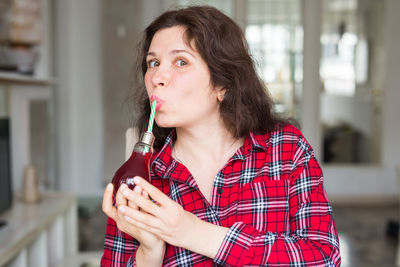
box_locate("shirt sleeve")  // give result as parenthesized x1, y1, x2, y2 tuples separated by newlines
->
(101, 217, 139, 267)
(213, 136, 341, 266)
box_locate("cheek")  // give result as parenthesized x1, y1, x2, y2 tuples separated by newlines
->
(144, 74, 152, 96)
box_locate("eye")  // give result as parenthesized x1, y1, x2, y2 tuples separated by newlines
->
(147, 59, 159, 68)
(176, 59, 187, 67)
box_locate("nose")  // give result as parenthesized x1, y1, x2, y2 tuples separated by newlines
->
(151, 64, 170, 88)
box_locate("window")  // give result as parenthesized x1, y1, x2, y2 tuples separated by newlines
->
(320, 0, 385, 164)
(245, 0, 303, 120)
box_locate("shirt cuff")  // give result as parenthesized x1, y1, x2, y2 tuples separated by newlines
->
(213, 222, 254, 266)
(214, 222, 276, 266)
(125, 252, 137, 267)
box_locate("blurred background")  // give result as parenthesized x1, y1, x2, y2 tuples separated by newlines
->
(0, 0, 399, 266)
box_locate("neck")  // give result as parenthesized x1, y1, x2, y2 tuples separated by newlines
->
(174, 118, 243, 164)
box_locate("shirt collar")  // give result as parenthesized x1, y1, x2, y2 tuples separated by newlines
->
(151, 130, 270, 179)
(239, 131, 270, 158)
(151, 130, 176, 180)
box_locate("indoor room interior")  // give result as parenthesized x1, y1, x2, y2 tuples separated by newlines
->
(0, 0, 399, 266)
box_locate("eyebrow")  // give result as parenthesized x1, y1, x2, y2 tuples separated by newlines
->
(147, 49, 194, 57)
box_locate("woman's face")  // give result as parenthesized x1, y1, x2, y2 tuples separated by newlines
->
(144, 26, 222, 129)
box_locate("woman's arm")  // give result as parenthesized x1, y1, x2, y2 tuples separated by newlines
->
(212, 136, 340, 266)
(101, 216, 139, 266)
(101, 183, 165, 266)
(212, 182, 340, 266)
(135, 242, 166, 267)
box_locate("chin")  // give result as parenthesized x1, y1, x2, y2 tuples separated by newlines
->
(155, 118, 175, 129)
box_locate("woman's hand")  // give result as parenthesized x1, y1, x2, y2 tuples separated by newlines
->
(117, 177, 230, 259)
(116, 177, 201, 249)
(102, 183, 165, 253)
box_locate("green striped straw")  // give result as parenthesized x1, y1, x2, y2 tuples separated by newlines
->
(144, 99, 157, 153)
(147, 100, 157, 132)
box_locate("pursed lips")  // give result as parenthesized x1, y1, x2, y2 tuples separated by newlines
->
(150, 95, 165, 111)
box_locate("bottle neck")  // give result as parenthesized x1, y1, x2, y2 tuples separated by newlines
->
(134, 131, 154, 154)
(141, 131, 155, 147)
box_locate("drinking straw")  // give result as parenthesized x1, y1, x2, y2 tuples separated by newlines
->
(144, 99, 157, 153)
(147, 99, 157, 133)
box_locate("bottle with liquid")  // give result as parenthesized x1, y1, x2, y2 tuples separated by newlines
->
(111, 131, 154, 196)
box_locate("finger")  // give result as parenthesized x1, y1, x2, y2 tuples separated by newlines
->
(128, 186, 142, 210)
(122, 188, 163, 217)
(115, 183, 129, 207)
(132, 176, 171, 205)
(117, 204, 128, 222)
(128, 199, 138, 210)
(142, 190, 155, 215)
(118, 204, 161, 230)
(134, 185, 143, 194)
(102, 183, 117, 219)
(124, 215, 160, 236)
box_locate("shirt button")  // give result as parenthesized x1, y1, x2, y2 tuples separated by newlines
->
(217, 188, 223, 194)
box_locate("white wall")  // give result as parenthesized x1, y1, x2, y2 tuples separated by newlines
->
(55, 0, 162, 196)
(55, 0, 103, 196)
(302, 0, 322, 161)
(102, 0, 164, 188)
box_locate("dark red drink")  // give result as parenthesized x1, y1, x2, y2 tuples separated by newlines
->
(111, 151, 152, 196)
(111, 131, 154, 196)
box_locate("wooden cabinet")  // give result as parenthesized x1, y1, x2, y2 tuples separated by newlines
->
(0, 73, 54, 194)
(0, 0, 55, 193)
(0, 193, 78, 267)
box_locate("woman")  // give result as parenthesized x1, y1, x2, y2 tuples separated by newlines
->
(101, 6, 341, 267)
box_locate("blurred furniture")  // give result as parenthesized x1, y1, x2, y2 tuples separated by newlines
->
(0, 0, 55, 195)
(55, 251, 102, 267)
(0, 192, 77, 267)
(0, 0, 43, 75)
(0, 65, 54, 198)
(323, 123, 361, 163)
(397, 164, 400, 266)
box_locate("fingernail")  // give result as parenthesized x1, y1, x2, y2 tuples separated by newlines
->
(133, 177, 140, 184)
(124, 215, 133, 222)
(106, 183, 113, 191)
(118, 206, 125, 212)
(122, 189, 129, 196)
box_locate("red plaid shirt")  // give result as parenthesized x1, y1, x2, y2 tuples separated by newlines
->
(101, 124, 341, 266)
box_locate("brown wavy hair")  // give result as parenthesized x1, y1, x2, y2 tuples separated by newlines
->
(133, 5, 285, 150)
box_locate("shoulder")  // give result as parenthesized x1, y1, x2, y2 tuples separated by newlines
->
(271, 123, 305, 141)
(252, 123, 309, 150)
(246, 124, 318, 181)
(250, 124, 315, 167)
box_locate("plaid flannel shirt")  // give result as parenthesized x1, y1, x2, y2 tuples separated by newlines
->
(101, 124, 341, 266)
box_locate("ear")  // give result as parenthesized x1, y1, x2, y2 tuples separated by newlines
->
(216, 87, 226, 102)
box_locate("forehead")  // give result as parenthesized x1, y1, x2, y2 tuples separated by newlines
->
(148, 26, 195, 53)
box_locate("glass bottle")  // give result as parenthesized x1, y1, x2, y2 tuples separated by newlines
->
(111, 131, 154, 196)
